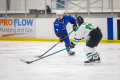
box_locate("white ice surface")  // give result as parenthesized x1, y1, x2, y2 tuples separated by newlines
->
(0, 41, 120, 80)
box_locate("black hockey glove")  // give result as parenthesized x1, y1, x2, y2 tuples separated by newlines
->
(61, 25, 66, 31)
(73, 25, 77, 31)
(70, 42, 76, 49)
(59, 37, 64, 42)
(59, 33, 68, 42)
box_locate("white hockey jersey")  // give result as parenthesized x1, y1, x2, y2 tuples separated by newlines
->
(73, 22, 94, 44)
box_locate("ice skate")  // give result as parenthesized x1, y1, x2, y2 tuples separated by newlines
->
(93, 53, 101, 63)
(67, 49, 75, 56)
(84, 53, 94, 65)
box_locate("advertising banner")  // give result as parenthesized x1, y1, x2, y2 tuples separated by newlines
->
(0, 19, 36, 38)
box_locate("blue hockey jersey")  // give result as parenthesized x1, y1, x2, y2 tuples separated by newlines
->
(54, 15, 77, 37)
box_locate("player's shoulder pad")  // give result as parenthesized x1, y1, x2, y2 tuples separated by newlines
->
(54, 20, 59, 26)
(64, 15, 73, 20)
(81, 22, 87, 27)
(85, 22, 91, 25)
(63, 15, 67, 19)
(63, 15, 67, 17)
(64, 15, 72, 17)
(54, 19, 58, 23)
(67, 15, 73, 17)
(83, 22, 89, 25)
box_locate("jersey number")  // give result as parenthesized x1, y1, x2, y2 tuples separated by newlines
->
(86, 23, 94, 30)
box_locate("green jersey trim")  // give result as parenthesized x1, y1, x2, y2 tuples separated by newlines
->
(75, 24, 82, 32)
(73, 40, 79, 43)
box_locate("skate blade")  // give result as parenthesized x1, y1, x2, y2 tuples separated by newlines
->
(68, 53, 75, 56)
(93, 61, 101, 63)
(84, 62, 94, 65)
(68, 54, 75, 56)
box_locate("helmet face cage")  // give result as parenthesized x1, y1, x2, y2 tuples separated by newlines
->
(77, 16, 84, 24)
(56, 14, 63, 20)
(56, 10, 64, 19)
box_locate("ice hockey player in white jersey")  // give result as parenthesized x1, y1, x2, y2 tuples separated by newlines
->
(70, 16, 102, 64)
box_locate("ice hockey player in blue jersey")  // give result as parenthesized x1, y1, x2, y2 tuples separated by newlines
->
(53, 10, 77, 56)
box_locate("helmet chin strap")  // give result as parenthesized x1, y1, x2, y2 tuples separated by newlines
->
(58, 18, 62, 20)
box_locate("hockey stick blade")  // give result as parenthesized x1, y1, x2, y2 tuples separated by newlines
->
(34, 55, 42, 58)
(20, 59, 31, 64)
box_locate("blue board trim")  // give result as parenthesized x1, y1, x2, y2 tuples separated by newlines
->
(107, 18, 113, 40)
(7, 0, 10, 10)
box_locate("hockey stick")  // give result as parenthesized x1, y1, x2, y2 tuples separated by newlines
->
(20, 47, 69, 64)
(34, 42, 60, 57)
(34, 30, 74, 58)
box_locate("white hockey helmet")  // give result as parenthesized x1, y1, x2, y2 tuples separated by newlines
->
(56, 10, 64, 15)
(56, 10, 64, 20)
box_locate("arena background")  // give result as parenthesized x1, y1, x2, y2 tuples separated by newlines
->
(0, 0, 120, 43)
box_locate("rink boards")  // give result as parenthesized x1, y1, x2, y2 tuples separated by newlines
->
(0, 18, 120, 42)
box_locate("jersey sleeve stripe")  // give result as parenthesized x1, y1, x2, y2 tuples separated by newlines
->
(73, 40, 79, 43)
(74, 38, 81, 40)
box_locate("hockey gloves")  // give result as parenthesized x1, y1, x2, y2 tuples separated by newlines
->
(60, 33, 68, 42)
(59, 37, 64, 42)
(56, 32, 68, 43)
(70, 42, 76, 49)
(73, 25, 77, 31)
(59, 34, 67, 42)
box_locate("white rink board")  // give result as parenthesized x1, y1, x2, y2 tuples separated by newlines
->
(36, 18, 57, 39)
(36, 18, 108, 40)
(0, 18, 118, 40)
(84, 18, 107, 40)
